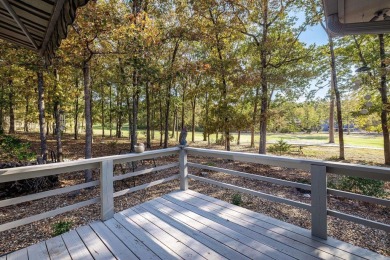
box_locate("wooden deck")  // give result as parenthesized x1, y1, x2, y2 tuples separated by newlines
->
(2, 190, 388, 260)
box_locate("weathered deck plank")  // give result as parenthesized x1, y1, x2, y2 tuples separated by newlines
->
(114, 211, 180, 260)
(3, 190, 388, 260)
(169, 191, 339, 259)
(89, 221, 138, 260)
(104, 218, 160, 260)
(45, 236, 71, 260)
(122, 208, 203, 259)
(6, 248, 28, 260)
(139, 202, 245, 260)
(185, 190, 387, 260)
(132, 205, 226, 260)
(61, 230, 94, 260)
(149, 197, 273, 259)
(26, 242, 49, 260)
(159, 196, 294, 260)
(76, 225, 115, 260)
(165, 192, 321, 260)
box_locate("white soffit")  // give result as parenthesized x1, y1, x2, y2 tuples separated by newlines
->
(323, 0, 390, 36)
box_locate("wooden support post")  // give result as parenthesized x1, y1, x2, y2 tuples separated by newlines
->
(179, 146, 188, 190)
(100, 160, 114, 220)
(311, 164, 327, 239)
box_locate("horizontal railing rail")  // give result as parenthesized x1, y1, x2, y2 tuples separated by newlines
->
(0, 147, 181, 232)
(0, 147, 180, 183)
(185, 147, 390, 181)
(184, 147, 390, 239)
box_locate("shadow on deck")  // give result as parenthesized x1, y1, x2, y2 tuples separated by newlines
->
(3, 190, 386, 260)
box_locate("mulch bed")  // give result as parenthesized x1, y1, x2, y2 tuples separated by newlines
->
(0, 133, 389, 256)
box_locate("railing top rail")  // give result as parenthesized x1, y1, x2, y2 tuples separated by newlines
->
(184, 147, 390, 181)
(0, 147, 180, 183)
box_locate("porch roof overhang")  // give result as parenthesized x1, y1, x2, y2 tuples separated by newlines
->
(323, 0, 390, 36)
(0, 0, 89, 63)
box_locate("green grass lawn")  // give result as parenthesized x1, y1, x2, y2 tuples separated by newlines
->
(92, 125, 383, 148)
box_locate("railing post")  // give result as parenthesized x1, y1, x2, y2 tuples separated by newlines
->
(100, 159, 114, 220)
(311, 164, 327, 239)
(179, 146, 188, 190)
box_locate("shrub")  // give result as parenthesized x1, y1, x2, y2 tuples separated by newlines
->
(267, 139, 291, 155)
(0, 135, 35, 161)
(231, 193, 243, 206)
(52, 221, 73, 236)
(332, 176, 387, 197)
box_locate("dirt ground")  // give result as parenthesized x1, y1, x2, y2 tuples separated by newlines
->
(0, 133, 389, 256)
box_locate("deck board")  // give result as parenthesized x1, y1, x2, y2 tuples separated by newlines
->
(139, 202, 245, 260)
(61, 230, 94, 260)
(169, 191, 342, 259)
(89, 221, 138, 260)
(113, 210, 180, 259)
(27, 242, 49, 260)
(3, 190, 389, 260)
(121, 208, 203, 259)
(185, 190, 384, 260)
(149, 198, 264, 259)
(132, 205, 226, 260)
(6, 248, 28, 260)
(104, 218, 160, 260)
(165, 192, 322, 260)
(76, 225, 115, 260)
(45, 236, 71, 260)
(156, 196, 287, 259)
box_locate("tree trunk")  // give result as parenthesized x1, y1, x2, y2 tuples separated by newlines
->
(146, 82, 151, 148)
(53, 69, 63, 162)
(83, 60, 93, 182)
(203, 92, 209, 141)
(131, 70, 140, 152)
(171, 107, 176, 139)
(74, 78, 79, 140)
(164, 40, 180, 148)
(251, 86, 259, 148)
(164, 90, 170, 148)
(259, 3, 269, 154)
(46, 121, 50, 136)
(109, 84, 112, 137)
(24, 96, 29, 132)
(151, 105, 155, 141)
(329, 86, 335, 143)
(126, 94, 132, 146)
(0, 83, 4, 133)
(181, 82, 186, 130)
(101, 84, 105, 137)
(37, 71, 47, 162)
(116, 86, 123, 138)
(378, 34, 390, 165)
(329, 34, 344, 159)
(191, 95, 196, 143)
(237, 131, 241, 145)
(8, 80, 15, 134)
(159, 93, 163, 147)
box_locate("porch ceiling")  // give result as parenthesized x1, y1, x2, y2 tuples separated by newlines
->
(323, 0, 390, 36)
(0, 0, 89, 63)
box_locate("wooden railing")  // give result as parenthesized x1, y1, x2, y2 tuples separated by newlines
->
(0, 146, 389, 240)
(183, 147, 390, 239)
(0, 147, 181, 232)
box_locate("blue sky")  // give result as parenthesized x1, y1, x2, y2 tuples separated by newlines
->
(299, 24, 328, 46)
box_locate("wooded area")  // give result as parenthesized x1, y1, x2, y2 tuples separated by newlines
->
(0, 0, 389, 164)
